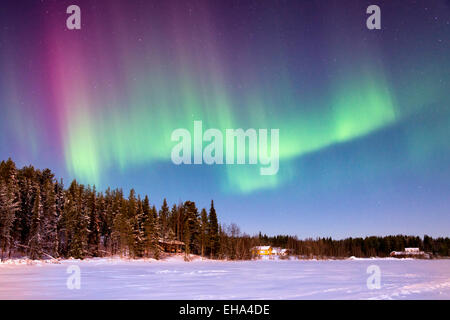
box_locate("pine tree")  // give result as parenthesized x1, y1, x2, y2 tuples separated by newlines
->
(125, 189, 141, 257)
(168, 204, 179, 241)
(159, 198, 169, 240)
(42, 180, 58, 257)
(141, 195, 151, 256)
(101, 188, 114, 254)
(151, 205, 161, 259)
(87, 186, 100, 256)
(0, 182, 16, 259)
(28, 188, 42, 260)
(59, 192, 71, 257)
(96, 192, 106, 255)
(110, 190, 123, 255)
(208, 200, 219, 259)
(200, 208, 209, 258)
(143, 204, 160, 259)
(113, 191, 131, 257)
(54, 179, 65, 256)
(184, 201, 200, 254)
(68, 182, 89, 259)
(16, 173, 34, 247)
(184, 218, 191, 261)
(131, 195, 144, 257)
(0, 159, 20, 259)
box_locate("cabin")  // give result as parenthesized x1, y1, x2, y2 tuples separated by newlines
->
(158, 239, 185, 253)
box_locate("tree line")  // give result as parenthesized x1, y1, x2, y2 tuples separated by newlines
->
(0, 158, 221, 260)
(257, 233, 450, 258)
(1, 158, 448, 261)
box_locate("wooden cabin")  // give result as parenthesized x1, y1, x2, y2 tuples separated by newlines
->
(158, 239, 185, 253)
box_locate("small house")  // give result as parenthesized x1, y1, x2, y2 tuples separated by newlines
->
(390, 247, 430, 259)
(252, 246, 273, 256)
(271, 247, 290, 256)
(405, 248, 420, 253)
(252, 246, 290, 257)
(158, 239, 185, 253)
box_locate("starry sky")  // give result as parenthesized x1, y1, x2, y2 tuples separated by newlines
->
(0, 0, 449, 238)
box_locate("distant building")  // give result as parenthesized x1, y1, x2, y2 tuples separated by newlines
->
(271, 247, 290, 256)
(390, 247, 430, 259)
(253, 246, 272, 256)
(271, 247, 281, 255)
(252, 246, 290, 257)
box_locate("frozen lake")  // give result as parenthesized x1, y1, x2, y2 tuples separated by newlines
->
(1, 257, 449, 299)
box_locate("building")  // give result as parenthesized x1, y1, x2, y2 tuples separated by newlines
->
(252, 246, 272, 256)
(390, 247, 430, 259)
(271, 247, 290, 256)
(158, 239, 185, 253)
(252, 246, 290, 257)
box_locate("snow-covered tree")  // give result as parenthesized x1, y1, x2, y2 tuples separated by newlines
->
(28, 187, 42, 260)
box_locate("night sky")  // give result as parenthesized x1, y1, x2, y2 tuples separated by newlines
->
(0, 0, 449, 238)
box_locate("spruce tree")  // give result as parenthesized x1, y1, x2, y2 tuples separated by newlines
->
(28, 188, 42, 260)
(151, 205, 161, 259)
(16, 174, 34, 247)
(54, 179, 64, 256)
(200, 208, 209, 258)
(0, 159, 19, 259)
(184, 218, 191, 261)
(141, 195, 151, 257)
(168, 204, 179, 241)
(101, 188, 114, 253)
(87, 186, 100, 256)
(42, 180, 58, 257)
(111, 190, 124, 255)
(114, 192, 131, 257)
(131, 196, 144, 257)
(0, 182, 17, 259)
(208, 200, 219, 259)
(68, 183, 89, 259)
(184, 201, 200, 255)
(159, 198, 169, 240)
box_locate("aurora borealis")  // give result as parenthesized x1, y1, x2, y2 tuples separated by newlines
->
(0, 0, 449, 237)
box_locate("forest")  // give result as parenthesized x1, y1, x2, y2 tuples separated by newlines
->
(0, 158, 448, 261)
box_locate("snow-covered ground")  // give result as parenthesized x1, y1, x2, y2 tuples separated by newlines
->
(1, 256, 449, 299)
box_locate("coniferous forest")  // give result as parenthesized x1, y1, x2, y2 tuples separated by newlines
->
(0, 158, 449, 261)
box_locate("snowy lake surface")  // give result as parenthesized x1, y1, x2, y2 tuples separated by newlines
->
(1, 257, 449, 299)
